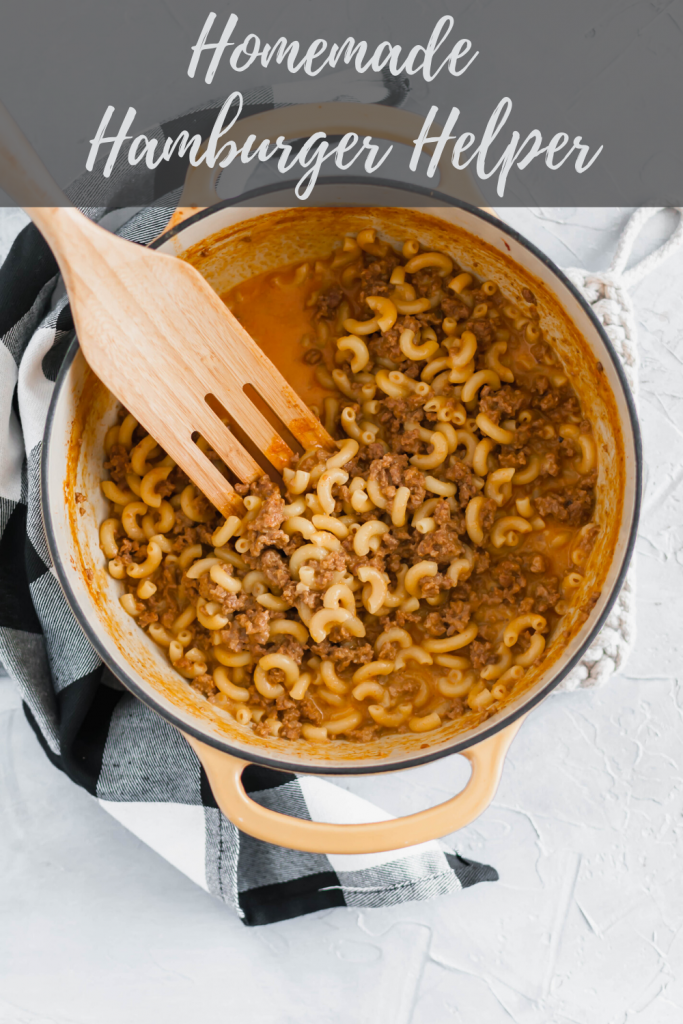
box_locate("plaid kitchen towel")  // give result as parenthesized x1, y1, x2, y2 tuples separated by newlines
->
(0, 85, 497, 926)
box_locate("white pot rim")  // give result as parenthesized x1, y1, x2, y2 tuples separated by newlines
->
(41, 180, 642, 776)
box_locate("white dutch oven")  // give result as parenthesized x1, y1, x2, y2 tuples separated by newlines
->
(41, 180, 641, 854)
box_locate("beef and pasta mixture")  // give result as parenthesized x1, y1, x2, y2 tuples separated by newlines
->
(99, 228, 599, 743)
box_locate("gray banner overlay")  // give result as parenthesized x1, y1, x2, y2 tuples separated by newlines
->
(1, 0, 681, 207)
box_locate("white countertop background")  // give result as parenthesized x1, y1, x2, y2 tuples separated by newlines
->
(2, 206, 682, 1024)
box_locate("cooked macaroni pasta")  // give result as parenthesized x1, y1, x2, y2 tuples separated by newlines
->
(99, 228, 599, 742)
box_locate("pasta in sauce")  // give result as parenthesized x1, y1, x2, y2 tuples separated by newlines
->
(99, 228, 600, 743)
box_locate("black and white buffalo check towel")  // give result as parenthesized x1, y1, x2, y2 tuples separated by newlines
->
(0, 89, 496, 926)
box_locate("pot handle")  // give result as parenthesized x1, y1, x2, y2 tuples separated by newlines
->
(176, 101, 485, 211)
(184, 716, 524, 855)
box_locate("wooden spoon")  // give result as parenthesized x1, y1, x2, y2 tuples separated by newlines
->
(0, 101, 334, 515)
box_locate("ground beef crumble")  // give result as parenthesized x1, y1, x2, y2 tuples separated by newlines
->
(102, 232, 601, 742)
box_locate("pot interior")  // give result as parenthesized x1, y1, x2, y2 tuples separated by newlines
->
(44, 190, 639, 774)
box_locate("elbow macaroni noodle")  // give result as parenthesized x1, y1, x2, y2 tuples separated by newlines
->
(98, 228, 600, 742)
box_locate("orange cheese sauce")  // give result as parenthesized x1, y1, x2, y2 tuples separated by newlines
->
(223, 269, 328, 409)
(98, 231, 600, 744)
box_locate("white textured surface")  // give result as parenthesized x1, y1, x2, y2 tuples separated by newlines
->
(2, 207, 683, 1023)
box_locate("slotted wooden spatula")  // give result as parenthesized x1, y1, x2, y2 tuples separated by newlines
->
(0, 101, 334, 515)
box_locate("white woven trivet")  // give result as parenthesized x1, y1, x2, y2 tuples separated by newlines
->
(558, 206, 683, 690)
